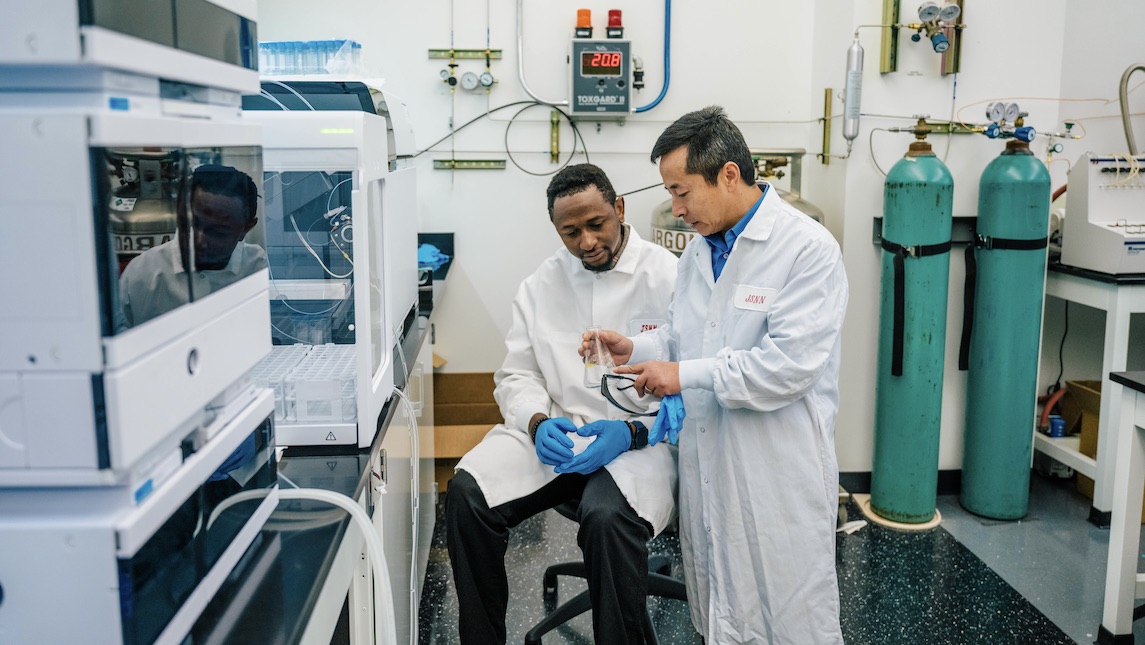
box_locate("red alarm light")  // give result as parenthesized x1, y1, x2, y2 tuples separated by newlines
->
(606, 9, 624, 38)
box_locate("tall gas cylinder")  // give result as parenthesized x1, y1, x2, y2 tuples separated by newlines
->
(960, 130, 1050, 519)
(871, 118, 955, 524)
(651, 199, 698, 256)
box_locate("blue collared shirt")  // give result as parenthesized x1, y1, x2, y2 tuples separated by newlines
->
(704, 185, 766, 281)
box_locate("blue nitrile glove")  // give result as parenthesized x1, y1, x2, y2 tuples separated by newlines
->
(535, 417, 577, 466)
(648, 394, 686, 446)
(554, 420, 631, 475)
(417, 244, 451, 270)
(209, 434, 257, 481)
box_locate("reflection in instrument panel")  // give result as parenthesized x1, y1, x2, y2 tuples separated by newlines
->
(103, 148, 267, 331)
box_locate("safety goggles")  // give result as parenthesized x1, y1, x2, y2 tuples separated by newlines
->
(599, 373, 660, 417)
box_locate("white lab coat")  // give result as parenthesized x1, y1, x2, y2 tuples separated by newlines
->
(118, 237, 267, 329)
(630, 186, 848, 644)
(457, 227, 680, 535)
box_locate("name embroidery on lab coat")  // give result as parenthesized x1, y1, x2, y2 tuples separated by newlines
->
(733, 285, 777, 312)
(629, 319, 666, 335)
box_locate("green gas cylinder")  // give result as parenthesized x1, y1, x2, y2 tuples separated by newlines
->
(960, 137, 1051, 519)
(871, 122, 955, 524)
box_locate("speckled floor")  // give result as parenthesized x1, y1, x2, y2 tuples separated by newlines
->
(419, 473, 1140, 644)
(836, 498, 1074, 645)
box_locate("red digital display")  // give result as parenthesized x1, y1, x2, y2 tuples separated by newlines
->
(581, 51, 623, 76)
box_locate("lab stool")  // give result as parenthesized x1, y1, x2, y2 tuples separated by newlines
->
(523, 503, 688, 645)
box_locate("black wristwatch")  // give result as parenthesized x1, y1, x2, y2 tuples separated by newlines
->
(626, 420, 649, 450)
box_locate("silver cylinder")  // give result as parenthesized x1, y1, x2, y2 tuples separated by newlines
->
(843, 37, 864, 143)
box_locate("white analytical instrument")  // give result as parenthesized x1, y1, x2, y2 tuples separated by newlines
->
(0, 4, 280, 643)
(0, 0, 259, 95)
(0, 82, 269, 493)
(0, 392, 279, 645)
(245, 82, 419, 448)
(1061, 153, 1145, 275)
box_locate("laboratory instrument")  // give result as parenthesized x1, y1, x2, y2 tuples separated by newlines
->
(569, 39, 632, 118)
(0, 6, 281, 645)
(0, 391, 279, 645)
(1060, 153, 1145, 275)
(871, 116, 954, 524)
(0, 96, 269, 490)
(0, 0, 258, 94)
(245, 81, 419, 448)
(909, 2, 961, 53)
(960, 127, 1051, 520)
(982, 101, 1035, 143)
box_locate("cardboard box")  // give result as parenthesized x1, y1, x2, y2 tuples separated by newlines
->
(433, 372, 503, 490)
(1071, 379, 1145, 522)
(434, 424, 498, 458)
(1073, 379, 1101, 471)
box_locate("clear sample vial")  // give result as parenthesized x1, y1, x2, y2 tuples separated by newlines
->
(583, 325, 615, 388)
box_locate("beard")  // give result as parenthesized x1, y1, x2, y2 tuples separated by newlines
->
(582, 247, 616, 272)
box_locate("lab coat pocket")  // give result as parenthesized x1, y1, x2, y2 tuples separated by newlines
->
(724, 307, 769, 347)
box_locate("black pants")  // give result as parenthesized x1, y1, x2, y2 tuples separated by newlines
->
(446, 468, 653, 645)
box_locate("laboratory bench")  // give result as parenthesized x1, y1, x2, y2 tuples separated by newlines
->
(1099, 370, 1145, 644)
(190, 237, 452, 645)
(1033, 262, 1145, 527)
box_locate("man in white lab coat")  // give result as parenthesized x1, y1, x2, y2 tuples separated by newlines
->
(446, 164, 679, 645)
(589, 106, 849, 644)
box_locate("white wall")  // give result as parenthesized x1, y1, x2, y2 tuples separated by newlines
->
(258, 0, 827, 374)
(257, 0, 1145, 473)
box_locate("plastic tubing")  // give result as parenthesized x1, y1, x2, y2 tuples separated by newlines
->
(209, 488, 400, 644)
(635, 0, 671, 113)
(1038, 387, 1067, 431)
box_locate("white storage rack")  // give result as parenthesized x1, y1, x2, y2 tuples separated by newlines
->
(289, 344, 359, 424)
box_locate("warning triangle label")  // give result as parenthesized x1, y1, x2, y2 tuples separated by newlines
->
(325, 432, 337, 441)
(327, 461, 338, 471)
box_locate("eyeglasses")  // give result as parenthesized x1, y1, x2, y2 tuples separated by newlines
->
(600, 373, 659, 417)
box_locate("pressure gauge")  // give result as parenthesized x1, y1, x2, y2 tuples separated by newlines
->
(1003, 102, 1021, 123)
(986, 102, 1005, 124)
(439, 69, 450, 80)
(460, 71, 479, 91)
(917, 2, 941, 22)
(938, 2, 961, 22)
(479, 71, 495, 88)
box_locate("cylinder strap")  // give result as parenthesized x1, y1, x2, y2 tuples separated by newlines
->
(880, 238, 952, 377)
(957, 234, 1050, 371)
